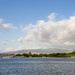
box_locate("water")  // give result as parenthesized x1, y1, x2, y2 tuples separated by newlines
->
(0, 58, 75, 75)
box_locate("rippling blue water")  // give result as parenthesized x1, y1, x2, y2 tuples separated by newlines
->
(0, 58, 75, 75)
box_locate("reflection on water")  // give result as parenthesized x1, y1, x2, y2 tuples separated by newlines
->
(0, 58, 75, 75)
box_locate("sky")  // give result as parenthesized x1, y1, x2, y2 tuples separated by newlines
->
(0, 0, 75, 52)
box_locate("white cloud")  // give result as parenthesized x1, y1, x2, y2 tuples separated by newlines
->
(17, 37, 25, 43)
(63, 41, 75, 46)
(5, 48, 12, 51)
(47, 13, 57, 20)
(22, 24, 34, 32)
(19, 13, 75, 50)
(4, 45, 25, 52)
(0, 18, 4, 23)
(15, 45, 25, 50)
(0, 18, 17, 31)
(0, 23, 17, 30)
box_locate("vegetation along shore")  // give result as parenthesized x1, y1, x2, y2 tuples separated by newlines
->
(1, 51, 75, 58)
(14, 51, 75, 58)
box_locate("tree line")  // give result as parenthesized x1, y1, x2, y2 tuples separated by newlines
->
(14, 51, 75, 58)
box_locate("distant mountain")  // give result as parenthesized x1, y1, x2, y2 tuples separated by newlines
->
(2, 48, 73, 54)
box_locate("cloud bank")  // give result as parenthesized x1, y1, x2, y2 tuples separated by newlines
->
(18, 13, 75, 50)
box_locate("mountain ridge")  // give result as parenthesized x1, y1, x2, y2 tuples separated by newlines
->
(1, 48, 73, 54)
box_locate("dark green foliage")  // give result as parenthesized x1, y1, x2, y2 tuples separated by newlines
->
(15, 54, 22, 56)
(22, 53, 29, 57)
(14, 51, 75, 58)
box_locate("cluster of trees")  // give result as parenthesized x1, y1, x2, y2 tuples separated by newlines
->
(14, 51, 75, 58)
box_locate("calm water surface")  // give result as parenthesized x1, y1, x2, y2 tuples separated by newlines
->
(0, 58, 75, 75)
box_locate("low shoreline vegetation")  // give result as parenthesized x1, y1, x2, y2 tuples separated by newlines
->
(14, 51, 75, 58)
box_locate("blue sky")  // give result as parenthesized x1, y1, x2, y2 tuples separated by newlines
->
(0, 0, 75, 24)
(0, 0, 75, 52)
